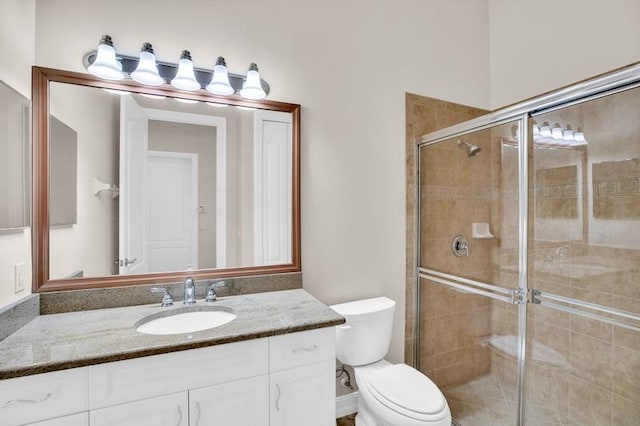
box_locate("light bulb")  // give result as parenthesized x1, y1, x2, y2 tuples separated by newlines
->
(563, 128, 574, 141)
(131, 43, 164, 86)
(87, 35, 124, 80)
(206, 57, 235, 96)
(171, 50, 200, 91)
(240, 63, 266, 100)
(574, 130, 587, 144)
(551, 126, 563, 140)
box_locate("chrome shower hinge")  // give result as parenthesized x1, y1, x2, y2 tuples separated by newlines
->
(530, 289, 541, 304)
(511, 289, 528, 304)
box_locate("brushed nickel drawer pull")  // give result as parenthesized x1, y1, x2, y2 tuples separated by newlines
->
(195, 402, 201, 426)
(2, 393, 52, 408)
(176, 405, 183, 426)
(275, 384, 281, 411)
(292, 345, 318, 353)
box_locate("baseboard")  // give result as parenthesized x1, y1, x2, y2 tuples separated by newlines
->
(336, 391, 359, 418)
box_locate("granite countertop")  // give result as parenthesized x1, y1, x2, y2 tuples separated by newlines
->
(0, 289, 344, 380)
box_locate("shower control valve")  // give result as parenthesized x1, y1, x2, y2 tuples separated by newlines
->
(452, 235, 469, 257)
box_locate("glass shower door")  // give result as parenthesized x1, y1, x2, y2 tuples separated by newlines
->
(417, 119, 527, 425)
(526, 85, 640, 425)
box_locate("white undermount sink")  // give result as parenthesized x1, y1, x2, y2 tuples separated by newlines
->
(136, 307, 236, 335)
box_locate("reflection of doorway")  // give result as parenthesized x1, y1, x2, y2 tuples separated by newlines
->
(146, 151, 198, 272)
(144, 108, 227, 268)
(119, 96, 227, 274)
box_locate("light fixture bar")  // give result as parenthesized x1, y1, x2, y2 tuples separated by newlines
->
(83, 50, 270, 97)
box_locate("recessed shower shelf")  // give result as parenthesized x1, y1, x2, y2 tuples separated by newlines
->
(472, 222, 494, 238)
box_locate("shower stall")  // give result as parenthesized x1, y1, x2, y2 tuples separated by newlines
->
(414, 63, 640, 425)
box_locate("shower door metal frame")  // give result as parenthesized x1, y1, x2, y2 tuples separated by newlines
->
(413, 61, 640, 426)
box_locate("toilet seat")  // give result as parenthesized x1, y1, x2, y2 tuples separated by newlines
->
(357, 363, 450, 425)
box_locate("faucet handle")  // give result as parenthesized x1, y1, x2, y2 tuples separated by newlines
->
(206, 280, 226, 303)
(151, 287, 174, 307)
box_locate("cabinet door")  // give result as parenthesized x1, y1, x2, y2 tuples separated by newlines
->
(270, 360, 335, 426)
(189, 375, 269, 426)
(27, 412, 89, 426)
(90, 392, 188, 426)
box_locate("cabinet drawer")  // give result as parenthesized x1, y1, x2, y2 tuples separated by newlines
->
(90, 392, 187, 426)
(269, 327, 335, 372)
(0, 367, 88, 426)
(28, 412, 89, 426)
(89, 338, 268, 409)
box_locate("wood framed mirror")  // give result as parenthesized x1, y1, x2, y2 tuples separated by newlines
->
(32, 66, 300, 292)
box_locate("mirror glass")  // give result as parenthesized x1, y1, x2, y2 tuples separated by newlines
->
(0, 80, 30, 230)
(532, 147, 585, 242)
(592, 158, 640, 220)
(36, 69, 299, 288)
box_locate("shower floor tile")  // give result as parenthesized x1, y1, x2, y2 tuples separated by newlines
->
(444, 373, 567, 425)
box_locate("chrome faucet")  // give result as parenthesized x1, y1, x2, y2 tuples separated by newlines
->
(183, 277, 196, 305)
(206, 280, 226, 302)
(545, 244, 571, 262)
(150, 287, 174, 307)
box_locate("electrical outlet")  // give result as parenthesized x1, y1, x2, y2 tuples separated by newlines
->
(14, 263, 26, 293)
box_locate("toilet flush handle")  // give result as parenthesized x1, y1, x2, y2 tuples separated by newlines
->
(337, 324, 351, 330)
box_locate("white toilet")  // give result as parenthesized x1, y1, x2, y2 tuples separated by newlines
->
(331, 297, 451, 426)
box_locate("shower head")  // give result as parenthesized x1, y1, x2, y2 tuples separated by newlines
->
(457, 140, 481, 157)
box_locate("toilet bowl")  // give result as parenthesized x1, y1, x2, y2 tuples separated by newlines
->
(331, 297, 451, 426)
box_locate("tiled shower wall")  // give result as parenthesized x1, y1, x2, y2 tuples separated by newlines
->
(404, 94, 487, 367)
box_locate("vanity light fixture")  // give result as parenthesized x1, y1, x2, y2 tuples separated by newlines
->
(171, 50, 201, 91)
(240, 63, 267, 100)
(87, 35, 124, 80)
(530, 121, 588, 147)
(84, 35, 270, 99)
(206, 57, 235, 95)
(131, 43, 164, 86)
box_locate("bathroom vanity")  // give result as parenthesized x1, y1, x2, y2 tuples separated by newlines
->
(0, 289, 344, 426)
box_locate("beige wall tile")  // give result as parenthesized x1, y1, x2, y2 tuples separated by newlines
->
(613, 344, 640, 404)
(612, 393, 640, 426)
(569, 332, 613, 390)
(568, 376, 612, 426)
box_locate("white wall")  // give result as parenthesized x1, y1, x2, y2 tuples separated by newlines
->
(489, 0, 640, 109)
(48, 83, 119, 280)
(33, 0, 491, 361)
(0, 0, 35, 307)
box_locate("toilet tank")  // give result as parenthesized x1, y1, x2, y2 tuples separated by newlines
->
(330, 297, 395, 366)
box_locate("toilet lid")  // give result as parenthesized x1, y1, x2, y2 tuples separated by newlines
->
(367, 364, 446, 416)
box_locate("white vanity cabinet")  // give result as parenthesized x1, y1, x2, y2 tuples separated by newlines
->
(26, 413, 88, 426)
(269, 328, 336, 426)
(0, 367, 88, 426)
(90, 392, 188, 426)
(189, 375, 270, 426)
(0, 327, 336, 426)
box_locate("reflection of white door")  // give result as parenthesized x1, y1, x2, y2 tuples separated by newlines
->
(119, 96, 148, 274)
(146, 151, 198, 272)
(254, 110, 292, 265)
